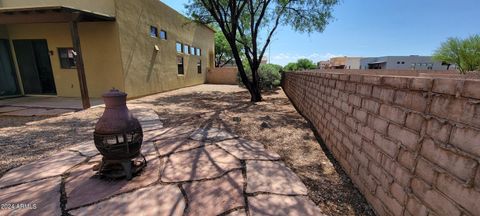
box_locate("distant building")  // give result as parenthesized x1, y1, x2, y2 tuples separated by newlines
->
(359, 56, 452, 70)
(345, 57, 362, 69)
(317, 60, 330, 69)
(329, 57, 347, 69)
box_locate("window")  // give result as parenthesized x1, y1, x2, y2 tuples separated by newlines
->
(191, 46, 195, 55)
(184, 44, 190, 54)
(397, 61, 400, 64)
(160, 30, 167, 40)
(195, 48, 199, 56)
(176, 42, 183, 53)
(177, 56, 184, 75)
(401, 61, 405, 64)
(197, 60, 202, 73)
(198, 48, 202, 56)
(58, 48, 77, 69)
(150, 26, 158, 37)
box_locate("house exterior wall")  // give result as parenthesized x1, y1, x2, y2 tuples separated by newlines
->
(283, 70, 480, 216)
(5, 22, 125, 97)
(360, 56, 450, 70)
(345, 57, 361, 69)
(114, 0, 215, 98)
(0, 0, 116, 16)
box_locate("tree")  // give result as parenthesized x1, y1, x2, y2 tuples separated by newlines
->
(214, 27, 244, 67)
(283, 58, 316, 71)
(433, 34, 480, 74)
(283, 62, 298, 71)
(296, 58, 316, 70)
(239, 63, 283, 89)
(187, 0, 339, 102)
(215, 29, 233, 67)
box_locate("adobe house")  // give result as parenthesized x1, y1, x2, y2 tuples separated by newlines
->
(0, 0, 215, 108)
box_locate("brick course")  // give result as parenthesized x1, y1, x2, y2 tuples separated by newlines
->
(282, 71, 480, 216)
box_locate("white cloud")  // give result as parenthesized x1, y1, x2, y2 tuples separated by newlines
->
(269, 52, 344, 66)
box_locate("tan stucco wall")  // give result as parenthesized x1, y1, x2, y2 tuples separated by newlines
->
(5, 22, 124, 97)
(114, 0, 215, 98)
(0, 0, 116, 17)
(207, 67, 238, 85)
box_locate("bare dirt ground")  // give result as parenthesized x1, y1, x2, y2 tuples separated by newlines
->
(0, 84, 374, 216)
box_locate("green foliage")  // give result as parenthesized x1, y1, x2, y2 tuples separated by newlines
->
(433, 34, 480, 74)
(239, 64, 283, 90)
(296, 58, 317, 70)
(283, 58, 317, 71)
(283, 62, 298, 71)
(215, 29, 233, 67)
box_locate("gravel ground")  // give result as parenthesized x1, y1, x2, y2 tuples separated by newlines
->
(0, 84, 374, 215)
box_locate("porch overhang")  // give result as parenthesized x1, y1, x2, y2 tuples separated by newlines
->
(0, 6, 115, 25)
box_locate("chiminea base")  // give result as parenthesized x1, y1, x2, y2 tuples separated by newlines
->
(94, 154, 146, 180)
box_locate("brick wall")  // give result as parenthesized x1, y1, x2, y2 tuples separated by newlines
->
(282, 71, 480, 216)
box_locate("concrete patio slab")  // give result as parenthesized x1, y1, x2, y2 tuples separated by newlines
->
(0, 177, 62, 216)
(215, 138, 281, 160)
(162, 145, 241, 182)
(246, 160, 308, 195)
(0, 106, 26, 113)
(183, 171, 245, 216)
(0, 151, 86, 188)
(0, 96, 103, 110)
(248, 194, 325, 216)
(69, 184, 185, 216)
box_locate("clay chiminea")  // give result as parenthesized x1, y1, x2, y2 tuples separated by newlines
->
(93, 89, 145, 180)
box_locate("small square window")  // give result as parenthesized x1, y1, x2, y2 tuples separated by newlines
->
(176, 42, 183, 53)
(160, 30, 167, 40)
(177, 56, 184, 75)
(150, 26, 158, 37)
(58, 48, 77, 69)
(397, 61, 400, 64)
(197, 60, 202, 73)
(401, 61, 405, 64)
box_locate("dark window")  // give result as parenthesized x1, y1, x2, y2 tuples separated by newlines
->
(401, 61, 405, 64)
(197, 60, 202, 73)
(160, 30, 167, 40)
(150, 26, 158, 37)
(177, 56, 184, 75)
(184, 45, 189, 54)
(176, 42, 183, 53)
(58, 48, 77, 69)
(397, 61, 400, 64)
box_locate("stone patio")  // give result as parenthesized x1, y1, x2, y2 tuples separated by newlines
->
(0, 106, 325, 216)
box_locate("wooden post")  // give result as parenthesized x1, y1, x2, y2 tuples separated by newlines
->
(69, 18, 90, 109)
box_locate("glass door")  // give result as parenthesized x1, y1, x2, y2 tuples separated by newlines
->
(13, 39, 56, 95)
(0, 39, 20, 97)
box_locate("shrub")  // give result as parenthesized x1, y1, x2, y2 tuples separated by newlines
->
(238, 63, 283, 90)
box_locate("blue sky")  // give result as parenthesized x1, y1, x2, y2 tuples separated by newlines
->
(162, 0, 480, 66)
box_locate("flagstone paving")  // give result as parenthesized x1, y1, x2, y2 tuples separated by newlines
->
(0, 107, 324, 216)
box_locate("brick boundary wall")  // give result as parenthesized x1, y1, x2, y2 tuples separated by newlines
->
(282, 71, 480, 216)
